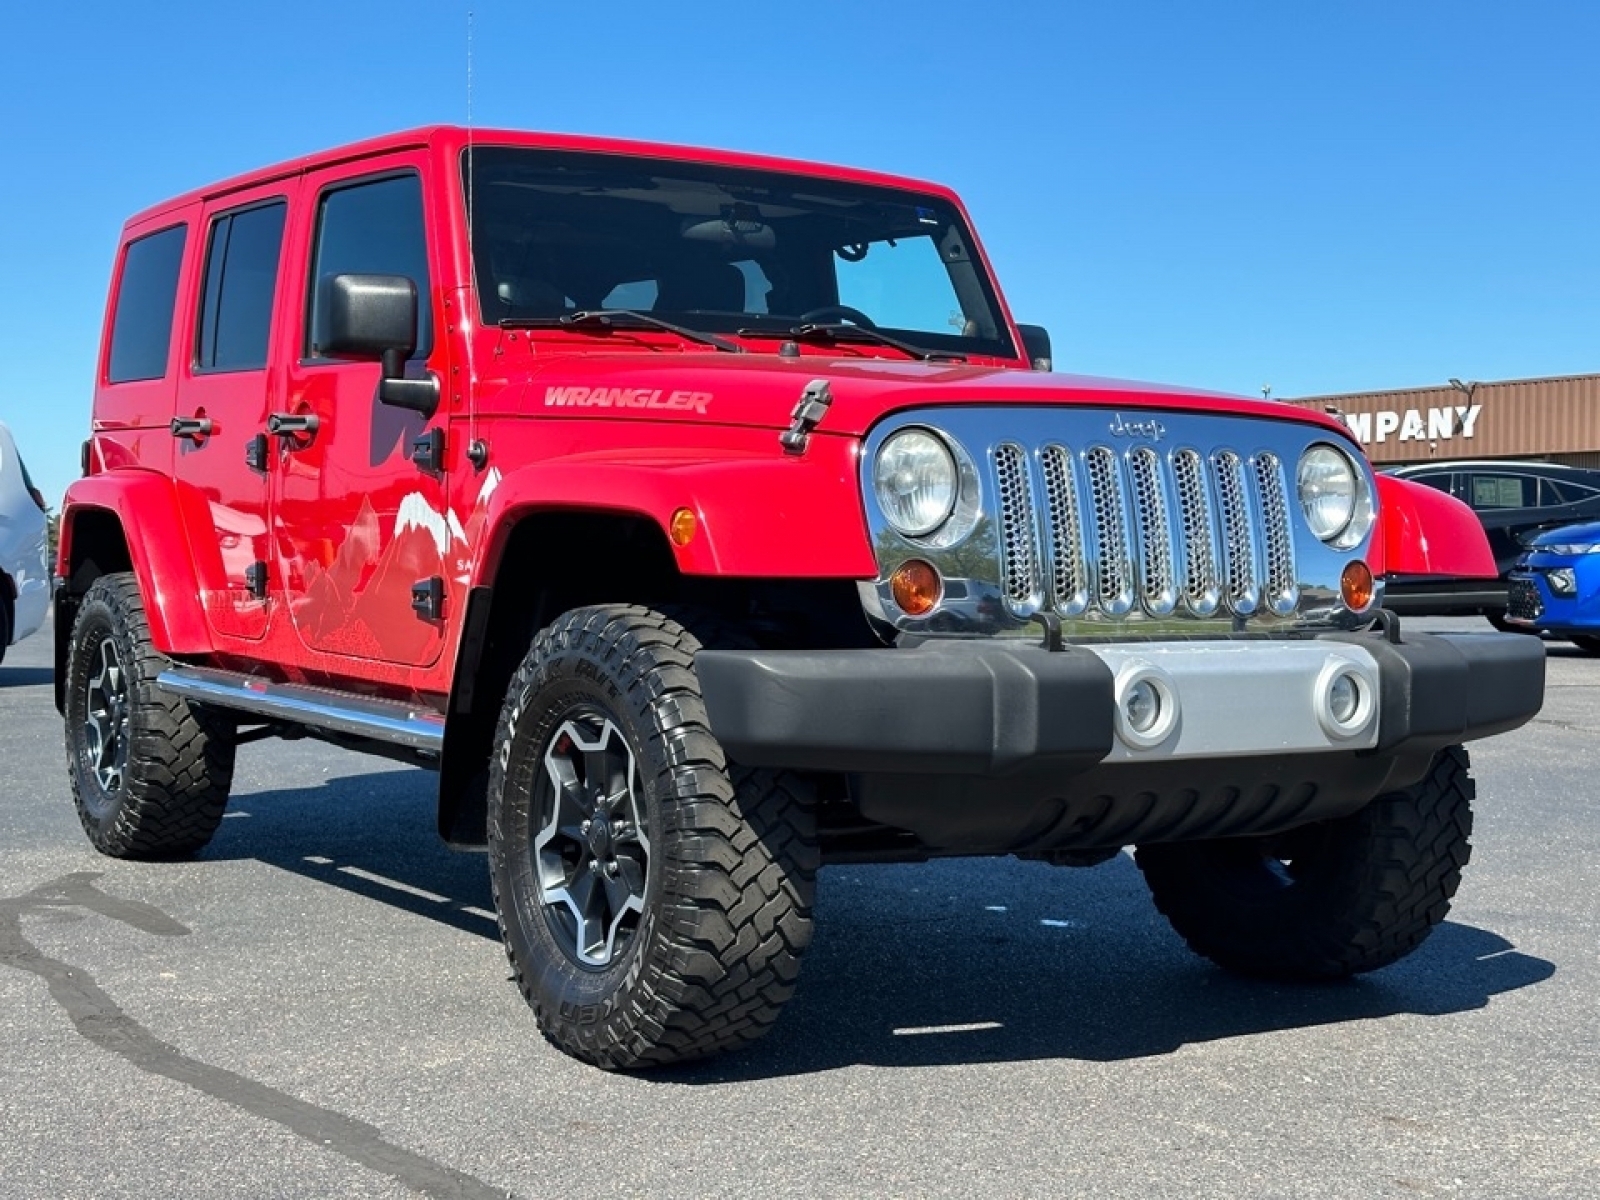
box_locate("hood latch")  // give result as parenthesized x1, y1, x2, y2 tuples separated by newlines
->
(779, 379, 833, 456)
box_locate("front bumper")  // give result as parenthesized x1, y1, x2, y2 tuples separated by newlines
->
(697, 629, 1545, 855)
(699, 630, 1542, 775)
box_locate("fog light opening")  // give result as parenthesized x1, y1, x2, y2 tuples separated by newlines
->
(890, 559, 943, 616)
(1125, 678, 1162, 734)
(1328, 672, 1360, 725)
(1315, 661, 1375, 740)
(1114, 665, 1179, 750)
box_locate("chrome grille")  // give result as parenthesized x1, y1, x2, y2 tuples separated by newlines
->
(1039, 445, 1089, 614)
(1213, 450, 1260, 615)
(994, 443, 1039, 607)
(996, 441, 1300, 622)
(1172, 449, 1221, 615)
(1254, 453, 1297, 615)
(1084, 446, 1135, 615)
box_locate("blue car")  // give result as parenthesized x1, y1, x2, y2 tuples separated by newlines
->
(1506, 519, 1600, 652)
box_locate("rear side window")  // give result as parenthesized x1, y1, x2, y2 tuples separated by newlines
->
(306, 174, 432, 359)
(1540, 478, 1600, 505)
(107, 225, 187, 383)
(197, 201, 287, 372)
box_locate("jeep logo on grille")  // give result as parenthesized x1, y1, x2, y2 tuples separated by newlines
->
(1108, 413, 1167, 441)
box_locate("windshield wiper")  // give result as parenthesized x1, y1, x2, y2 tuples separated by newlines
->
(739, 322, 965, 363)
(500, 310, 743, 354)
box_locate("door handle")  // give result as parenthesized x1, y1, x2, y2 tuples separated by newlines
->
(170, 416, 214, 441)
(267, 412, 320, 440)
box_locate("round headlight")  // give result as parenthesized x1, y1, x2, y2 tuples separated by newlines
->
(1298, 444, 1372, 546)
(874, 429, 958, 537)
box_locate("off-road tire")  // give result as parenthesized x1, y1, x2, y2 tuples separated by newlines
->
(487, 604, 819, 1069)
(1135, 745, 1474, 980)
(64, 573, 235, 858)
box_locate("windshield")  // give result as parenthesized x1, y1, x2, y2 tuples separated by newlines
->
(462, 147, 1016, 359)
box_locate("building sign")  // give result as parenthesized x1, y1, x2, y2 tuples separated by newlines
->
(1339, 404, 1483, 446)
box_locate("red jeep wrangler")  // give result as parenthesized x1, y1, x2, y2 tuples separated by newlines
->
(57, 127, 1544, 1069)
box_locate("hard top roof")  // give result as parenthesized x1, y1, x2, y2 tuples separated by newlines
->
(121, 126, 962, 231)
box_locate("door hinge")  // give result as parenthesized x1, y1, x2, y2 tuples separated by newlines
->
(411, 576, 445, 621)
(410, 427, 446, 475)
(245, 561, 269, 599)
(245, 433, 270, 473)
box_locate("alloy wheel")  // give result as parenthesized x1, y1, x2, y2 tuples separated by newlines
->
(533, 710, 652, 969)
(83, 637, 130, 796)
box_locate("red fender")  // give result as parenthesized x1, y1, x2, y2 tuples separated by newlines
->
(1373, 474, 1496, 578)
(59, 472, 217, 655)
(472, 437, 878, 584)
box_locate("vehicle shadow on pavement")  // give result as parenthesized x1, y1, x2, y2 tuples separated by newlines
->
(209, 768, 1556, 1080)
(1544, 643, 1597, 659)
(0, 666, 54, 688)
(680, 856, 1555, 1082)
(205, 767, 500, 939)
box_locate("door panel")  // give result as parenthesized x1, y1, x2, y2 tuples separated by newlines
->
(273, 162, 451, 668)
(95, 213, 202, 479)
(171, 191, 292, 641)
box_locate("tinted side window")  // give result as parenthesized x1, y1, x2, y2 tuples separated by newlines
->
(198, 202, 287, 372)
(107, 225, 187, 383)
(1540, 478, 1600, 505)
(1406, 471, 1454, 494)
(306, 174, 431, 358)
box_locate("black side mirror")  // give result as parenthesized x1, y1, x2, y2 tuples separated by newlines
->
(1016, 324, 1052, 372)
(316, 273, 439, 417)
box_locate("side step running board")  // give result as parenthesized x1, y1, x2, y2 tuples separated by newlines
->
(157, 665, 446, 754)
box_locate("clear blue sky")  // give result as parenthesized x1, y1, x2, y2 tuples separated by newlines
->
(4, 1, 1598, 507)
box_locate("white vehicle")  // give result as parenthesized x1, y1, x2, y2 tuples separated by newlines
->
(0, 421, 50, 664)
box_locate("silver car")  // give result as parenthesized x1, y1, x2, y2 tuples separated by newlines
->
(0, 421, 50, 663)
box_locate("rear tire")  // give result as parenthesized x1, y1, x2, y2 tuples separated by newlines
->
(0, 591, 11, 666)
(1135, 746, 1474, 980)
(488, 605, 818, 1069)
(1571, 635, 1600, 655)
(64, 574, 235, 858)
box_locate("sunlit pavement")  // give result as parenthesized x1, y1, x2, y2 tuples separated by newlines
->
(1, 615, 1596, 1199)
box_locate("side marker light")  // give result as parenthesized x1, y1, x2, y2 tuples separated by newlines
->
(669, 508, 698, 547)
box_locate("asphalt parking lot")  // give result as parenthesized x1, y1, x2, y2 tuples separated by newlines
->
(2, 617, 1597, 1199)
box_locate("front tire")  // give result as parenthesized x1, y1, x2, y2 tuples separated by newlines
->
(64, 574, 235, 858)
(1135, 746, 1474, 980)
(488, 605, 818, 1069)
(1570, 635, 1600, 655)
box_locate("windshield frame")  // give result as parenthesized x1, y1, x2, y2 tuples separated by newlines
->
(460, 145, 1019, 361)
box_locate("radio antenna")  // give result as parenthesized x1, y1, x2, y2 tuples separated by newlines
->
(464, 8, 482, 461)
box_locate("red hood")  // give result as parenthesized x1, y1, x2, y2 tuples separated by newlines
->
(478, 351, 1357, 444)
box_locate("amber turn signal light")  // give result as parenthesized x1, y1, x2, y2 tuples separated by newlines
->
(669, 508, 698, 547)
(1341, 560, 1375, 611)
(890, 560, 942, 615)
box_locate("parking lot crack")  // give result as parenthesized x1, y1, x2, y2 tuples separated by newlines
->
(0, 872, 514, 1200)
